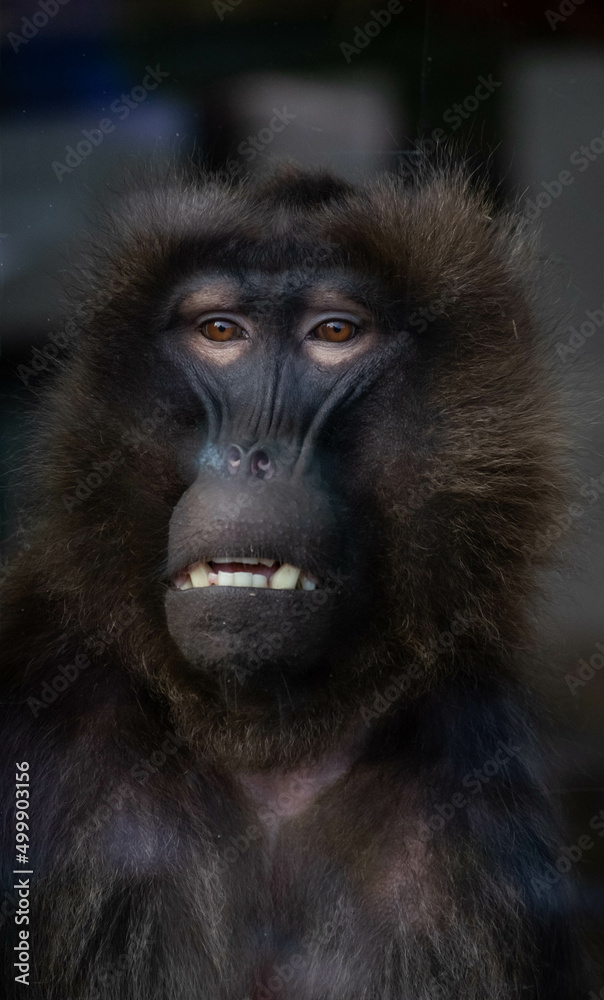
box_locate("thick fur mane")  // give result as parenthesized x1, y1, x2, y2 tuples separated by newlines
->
(3, 164, 568, 768)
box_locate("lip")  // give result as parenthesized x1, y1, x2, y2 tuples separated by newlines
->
(163, 559, 366, 680)
(166, 586, 329, 603)
(164, 582, 343, 678)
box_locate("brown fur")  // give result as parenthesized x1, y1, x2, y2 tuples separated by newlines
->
(0, 165, 588, 998)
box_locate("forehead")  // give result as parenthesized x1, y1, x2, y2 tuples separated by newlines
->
(176, 269, 386, 320)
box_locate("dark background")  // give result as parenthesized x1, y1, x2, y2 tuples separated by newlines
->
(1, 0, 603, 974)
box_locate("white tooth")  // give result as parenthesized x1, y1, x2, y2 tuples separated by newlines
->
(238, 557, 256, 565)
(300, 575, 316, 591)
(269, 564, 301, 590)
(259, 558, 276, 567)
(189, 563, 210, 588)
(212, 557, 232, 564)
(234, 572, 253, 587)
(217, 571, 234, 586)
(179, 577, 193, 591)
(252, 574, 268, 588)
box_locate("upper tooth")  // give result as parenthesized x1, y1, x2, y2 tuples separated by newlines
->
(183, 560, 313, 591)
(189, 563, 210, 587)
(270, 564, 301, 590)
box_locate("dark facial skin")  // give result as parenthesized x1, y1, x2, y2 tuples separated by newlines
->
(162, 268, 418, 692)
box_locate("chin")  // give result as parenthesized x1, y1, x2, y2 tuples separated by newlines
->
(164, 558, 369, 690)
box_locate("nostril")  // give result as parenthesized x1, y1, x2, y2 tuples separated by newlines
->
(227, 446, 242, 475)
(250, 449, 274, 480)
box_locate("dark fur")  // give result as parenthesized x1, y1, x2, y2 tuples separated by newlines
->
(0, 165, 587, 998)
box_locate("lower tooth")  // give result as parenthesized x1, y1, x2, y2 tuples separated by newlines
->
(301, 576, 316, 591)
(217, 571, 234, 586)
(252, 574, 268, 588)
(234, 572, 253, 587)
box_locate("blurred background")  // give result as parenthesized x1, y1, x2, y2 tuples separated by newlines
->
(1, 0, 603, 972)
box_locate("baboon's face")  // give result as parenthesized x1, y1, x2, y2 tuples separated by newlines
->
(50, 170, 548, 725)
(162, 265, 425, 686)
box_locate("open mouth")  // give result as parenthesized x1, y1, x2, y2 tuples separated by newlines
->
(172, 557, 318, 592)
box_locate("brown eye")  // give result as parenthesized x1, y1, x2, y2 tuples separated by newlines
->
(200, 319, 244, 342)
(312, 320, 356, 343)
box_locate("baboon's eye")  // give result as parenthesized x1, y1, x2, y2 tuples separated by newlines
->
(311, 319, 357, 343)
(200, 319, 245, 342)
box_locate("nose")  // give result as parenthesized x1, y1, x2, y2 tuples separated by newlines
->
(227, 445, 276, 480)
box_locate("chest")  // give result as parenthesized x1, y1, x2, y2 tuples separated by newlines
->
(207, 765, 429, 999)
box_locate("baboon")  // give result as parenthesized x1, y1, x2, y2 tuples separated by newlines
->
(0, 165, 586, 998)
